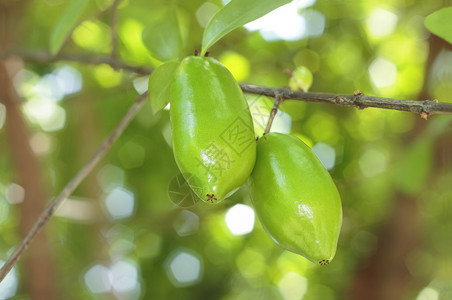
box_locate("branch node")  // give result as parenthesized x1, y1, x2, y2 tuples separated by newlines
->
(352, 90, 367, 110)
(334, 96, 346, 105)
(420, 111, 429, 120)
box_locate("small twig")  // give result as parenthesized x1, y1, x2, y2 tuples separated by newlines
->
(264, 93, 284, 134)
(110, 0, 120, 61)
(0, 92, 148, 283)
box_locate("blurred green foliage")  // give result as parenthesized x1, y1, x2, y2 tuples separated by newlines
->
(0, 0, 451, 299)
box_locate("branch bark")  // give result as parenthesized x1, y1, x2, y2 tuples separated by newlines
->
(1, 51, 452, 116)
(0, 91, 148, 283)
(239, 84, 452, 117)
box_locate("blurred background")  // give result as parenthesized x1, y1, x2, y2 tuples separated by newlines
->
(0, 0, 451, 299)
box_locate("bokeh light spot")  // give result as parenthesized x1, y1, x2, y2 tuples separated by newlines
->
(24, 99, 66, 132)
(53, 65, 82, 95)
(96, 164, 125, 192)
(416, 287, 439, 300)
(132, 76, 149, 95)
(244, 0, 317, 41)
(73, 20, 111, 53)
(312, 142, 336, 170)
(278, 272, 308, 300)
(166, 249, 203, 287)
(369, 58, 397, 88)
(5, 183, 25, 204)
(196, 2, 219, 28)
(236, 248, 265, 278)
(31, 74, 64, 102)
(173, 210, 199, 237)
(110, 261, 139, 293)
(0, 262, 18, 299)
(104, 187, 135, 219)
(366, 8, 398, 38)
(225, 204, 255, 235)
(84, 264, 111, 294)
(0, 103, 6, 130)
(94, 64, 122, 88)
(359, 149, 387, 178)
(219, 51, 250, 82)
(29, 132, 52, 155)
(118, 141, 146, 169)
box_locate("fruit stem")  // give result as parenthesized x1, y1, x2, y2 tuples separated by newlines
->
(264, 93, 284, 134)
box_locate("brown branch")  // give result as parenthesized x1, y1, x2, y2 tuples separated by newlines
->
(264, 93, 284, 134)
(1, 50, 452, 116)
(239, 84, 452, 116)
(0, 91, 148, 283)
(0, 50, 153, 74)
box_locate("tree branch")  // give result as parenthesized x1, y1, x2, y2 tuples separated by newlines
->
(1, 50, 452, 116)
(0, 92, 148, 283)
(239, 84, 452, 117)
(1, 50, 153, 74)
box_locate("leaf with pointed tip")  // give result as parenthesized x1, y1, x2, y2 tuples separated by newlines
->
(425, 7, 452, 45)
(50, 0, 89, 55)
(142, 10, 182, 62)
(148, 61, 179, 114)
(201, 0, 290, 55)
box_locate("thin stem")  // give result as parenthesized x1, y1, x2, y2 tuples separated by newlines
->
(0, 92, 148, 283)
(264, 93, 283, 134)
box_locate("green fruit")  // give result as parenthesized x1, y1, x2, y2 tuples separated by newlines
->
(171, 56, 256, 203)
(289, 66, 313, 92)
(250, 133, 342, 264)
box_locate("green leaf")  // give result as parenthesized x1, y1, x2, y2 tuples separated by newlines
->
(424, 7, 452, 45)
(49, 0, 90, 55)
(142, 10, 182, 62)
(201, 0, 290, 55)
(148, 61, 180, 114)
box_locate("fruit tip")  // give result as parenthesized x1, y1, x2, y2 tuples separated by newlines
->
(319, 259, 330, 266)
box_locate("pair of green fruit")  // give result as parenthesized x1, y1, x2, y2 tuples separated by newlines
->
(169, 55, 342, 265)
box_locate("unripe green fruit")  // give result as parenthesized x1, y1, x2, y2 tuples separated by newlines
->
(250, 133, 342, 264)
(171, 56, 256, 203)
(289, 66, 313, 92)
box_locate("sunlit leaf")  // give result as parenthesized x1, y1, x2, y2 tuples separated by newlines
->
(142, 9, 182, 62)
(148, 61, 179, 114)
(201, 0, 290, 55)
(424, 7, 452, 45)
(49, 0, 89, 55)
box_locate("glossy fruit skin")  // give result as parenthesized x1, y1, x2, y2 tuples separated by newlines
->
(250, 133, 342, 264)
(171, 56, 256, 203)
